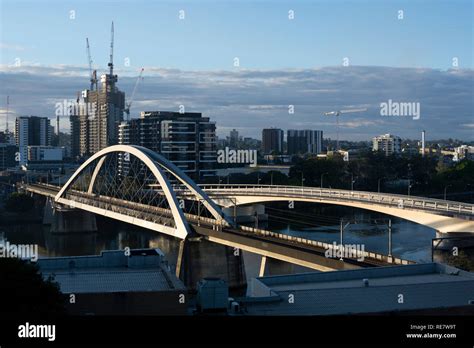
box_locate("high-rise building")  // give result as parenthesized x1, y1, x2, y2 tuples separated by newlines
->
(70, 23, 125, 159)
(118, 111, 216, 181)
(372, 134, 402, 156)
(229, 129, 239, 148)
(15, 116, 52, 165)
(70, 73, 125, 159)
(287, 130, 323, 155)
(262, 128, 284, 154)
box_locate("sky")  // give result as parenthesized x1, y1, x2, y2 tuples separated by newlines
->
(0, 0, 473, 140)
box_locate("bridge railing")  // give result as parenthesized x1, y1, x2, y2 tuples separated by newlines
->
(24, 182, 474, 217)
(23, 182, 414, 265)
(199, 184, 474, 217)
(239, 225, 414, 265)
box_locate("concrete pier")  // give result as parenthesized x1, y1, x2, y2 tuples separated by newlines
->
(177, 237, 247, 292)
(50, 206, 98, 234)
(222, 204, 268, 223)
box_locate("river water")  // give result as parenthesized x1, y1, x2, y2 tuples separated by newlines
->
(1, 203, 435, 285)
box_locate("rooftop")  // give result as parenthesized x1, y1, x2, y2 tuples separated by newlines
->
(38, 248, 185, 294)
(246, 263, 474, 315)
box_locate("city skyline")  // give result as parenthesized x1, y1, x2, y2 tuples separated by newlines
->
(1, 0, 473, 141)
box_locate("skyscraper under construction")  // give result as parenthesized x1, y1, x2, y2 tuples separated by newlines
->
(70, 22, 125, 159)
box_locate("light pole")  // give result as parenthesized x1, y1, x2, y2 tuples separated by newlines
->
(257, 172, 261, 185)
(351, 174, 356, 191)
(301, 172, 305, 187)
(270, 172, 274, 186)
(444, 184, 452, 201)
(408, 180, 413, 196)
(321, 172, 328, 188)
(388, 219, 392, 257)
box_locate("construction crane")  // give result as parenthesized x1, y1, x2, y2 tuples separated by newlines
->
(124, 68, 144, 121)
(108, 21, 114, 77)
(323, 108, 367, 150)
(85, 38, 97, 91)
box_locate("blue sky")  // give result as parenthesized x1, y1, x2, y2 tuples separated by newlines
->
(1, 0, 472, 70)
(0, 0, 473, 140)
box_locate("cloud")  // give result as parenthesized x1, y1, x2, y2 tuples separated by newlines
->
(0, 65, 472, 141)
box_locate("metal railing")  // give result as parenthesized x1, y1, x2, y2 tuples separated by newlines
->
(23, 182, 412, 265)
(239, 225, 414, 265)
(199, 184, 474, 217)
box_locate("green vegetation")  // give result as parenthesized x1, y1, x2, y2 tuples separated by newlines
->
(4, 192, 35, 212)
(206, 154, 474, 202)
(0, 258, 67, 318)
(447, 251, 474, 272)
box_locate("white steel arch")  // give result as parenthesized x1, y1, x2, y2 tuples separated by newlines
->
(55, 145, 230, 239)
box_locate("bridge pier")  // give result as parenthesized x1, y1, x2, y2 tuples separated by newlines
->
(177, 237, 247, 292)
(48, 203, 98, 234)
(221, 204, 268, 224)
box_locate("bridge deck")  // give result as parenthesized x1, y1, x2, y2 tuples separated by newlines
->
(22, 183, 415, 270)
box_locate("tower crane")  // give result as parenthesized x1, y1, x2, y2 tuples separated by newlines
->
(323, 108, 367, 150)
(124, 68, 144, 121)
(108, 21, 114, 77)
(85, 38, 97, 91)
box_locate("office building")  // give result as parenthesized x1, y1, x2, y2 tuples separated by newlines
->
(119, 111, 217, 180)
(229, 129, 239, 148)
(15, 116, 52, 166)
(70, 24, 125, 159)
(287, 129, 323, 155)
(262, 128, 284, 154)
(372, 134, 402, 156)
(70, 73, 125, 159)
(453, 145, 474, 162)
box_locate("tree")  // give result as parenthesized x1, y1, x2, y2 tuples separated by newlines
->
(0, 258, 67, 318)
(4, 192, 34, 212)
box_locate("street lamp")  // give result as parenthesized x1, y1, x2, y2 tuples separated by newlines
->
(301, 172, 305, 187)
(444, 184, 452, 201)
(408, 180, 413, 196)
(257, 172, 261, 185)
(351, 174, 356, 191)
(270, 172, 274, 186)
(321, 172, 328, 188)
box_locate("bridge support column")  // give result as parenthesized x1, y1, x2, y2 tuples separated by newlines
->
(43, 197, 55, 225)
(50, 207, 97, 234)
(259, 256, 267, 277)
(175, 240, 185, 278)
(176, 237, 247, 292)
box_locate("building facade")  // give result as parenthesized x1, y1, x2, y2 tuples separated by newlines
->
(70, 73, 125, 159)
(118, 111, 217, 181)
(287, 129, 323, 155)
(15, 116, 52, 166)
(372, 134, 402, 156)
(262, 128, 284, 154)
